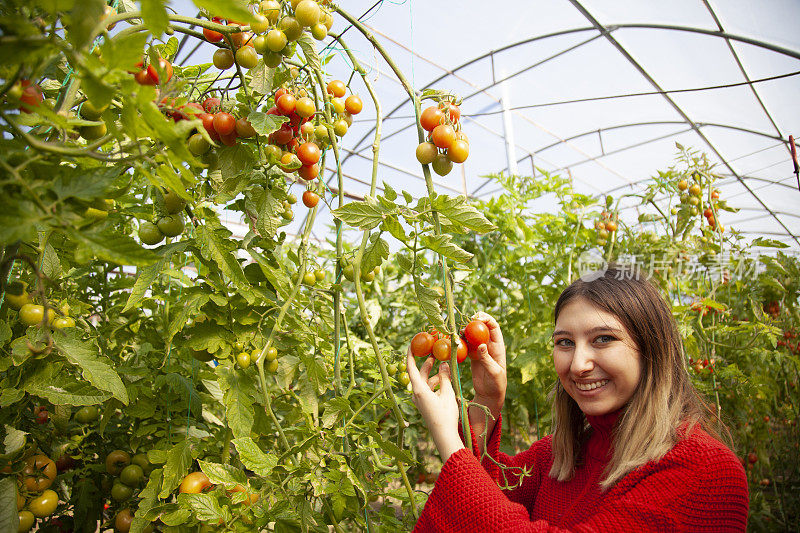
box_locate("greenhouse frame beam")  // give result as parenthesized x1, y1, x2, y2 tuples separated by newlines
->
(566, 0, 800, 247)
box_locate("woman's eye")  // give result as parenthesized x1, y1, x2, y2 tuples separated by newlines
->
(595, 335, 616, 343)
(555, 338, 573, 347)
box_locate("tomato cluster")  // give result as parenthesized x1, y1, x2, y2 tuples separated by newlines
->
(14, 454, 61, 531)
(593, 209, 617, 247)
(415, 99, 468, 176)
(674, 175, 724, 234)
(763, 300, 781, 319)
(205, 0, 334, 71)
(137, 189, 187, 246)
(410, 319, 489, 364)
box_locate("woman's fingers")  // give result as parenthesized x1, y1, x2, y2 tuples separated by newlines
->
(407, 352, 435, 391)
(438, 362, 454, 394)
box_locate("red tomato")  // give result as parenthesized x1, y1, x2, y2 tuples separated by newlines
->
(202, 97, 221, 113)
(134, 69, 156, 85)
(235, 118, 257, 138)
(19, 83, 43, 113)
(269, 123, 294, 145)
(302, 190, 320, 208)
(420, 106, 443, 132)
(447, 102, 460, 122)
(326, 79, 346, 98)
(203, 27, 223, 42)
(345, 95, 363, 115)
(147, 58, 173, 84)
(219, 130, 238, 146)
(213, 112, 236, 135)
(296, 142, 321, 166)
(298, 163, 319, 180)
(276, 93, 296, 115)
(410, 332, 435, 358)
(431, 124, 456, 149)
(464, 320, 490, 349)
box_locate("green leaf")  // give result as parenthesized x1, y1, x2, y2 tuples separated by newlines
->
(218, 143, 258, 178)
(192, 0, 253, 22)
(245, 186, 282, 240)
(296, 34, 321, 73)
(124, 241, 188, 312)
(231, 437, 277, 476)
(66, 0, 105, 50)
(1, 425, 26, 457)
(54, 330, 129, 404)
(0, 389, 24, 408)
(159, 441, 191, 499)
(421, 234, 473, 263)
(68, 227, 159, 267)
(22, 364, 111, 405)
(415, 280, 445, 331)
(321, 396, 351, 429)
(248, 111, 287, 136)
(248, 60, 274, 95)
(382, 181, 397, 202)
(431, 195, 496, 233)
(166, 290, 210, 343)
(751, 237, 789, 249)
(177, 493, 225, 522)
(220, 376, 254, 439)
(361, 236, 389, 272)
(382, 215, 407, 242)
(195, 221, 251, 295)
(0, 477, 18, 532)
(332, 196, 387, 230)
(199, 460, 246, 486)
(100, 31, 148, 76)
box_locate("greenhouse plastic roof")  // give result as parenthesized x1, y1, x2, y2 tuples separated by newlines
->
(176, 0, 800, 248)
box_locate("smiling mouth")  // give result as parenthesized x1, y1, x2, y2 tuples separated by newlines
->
(574, 379, 609, 391)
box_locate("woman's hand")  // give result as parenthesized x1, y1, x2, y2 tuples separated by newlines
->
(467, 312, 507, 417)
(406, 351, 465, 462)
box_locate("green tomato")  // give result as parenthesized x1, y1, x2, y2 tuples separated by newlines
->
(399, 372, 410, 386)
(19, 303, 49, 327)
(163, 190, 186, 214)
(79, 100, 107, 121)
(80, 121, 107, 140)
(266, 359, 279, 373)
(237, 351, 251, 369)
(138, 221, 165, 245)
(343, 264, 355, 282)
(279, 16, 303, 41)
(119, 464, 145, 487)
(302, 271, 316, 286)
(52, 316, 75, 329)
(314, 270, 325, 281)
(157, 215, 184, 237)
(111, 481, 134, 501)
(74, 405, 99, 424)
(188, 133, 210, 156)
(18, 510, 35, 532)
(266, 29, 288, 52)
(29, 489, 58, 518)
(131, 453, 153, 476)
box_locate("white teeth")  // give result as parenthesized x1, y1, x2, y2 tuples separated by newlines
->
(575, 379, 608, 391)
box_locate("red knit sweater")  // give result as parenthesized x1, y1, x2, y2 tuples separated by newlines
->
(414, 411, 749, 532)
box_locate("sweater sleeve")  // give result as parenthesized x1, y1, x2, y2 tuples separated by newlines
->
(414, 432, 749, 533)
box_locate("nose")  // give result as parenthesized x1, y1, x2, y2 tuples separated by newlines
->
(570, 340, 595, 375)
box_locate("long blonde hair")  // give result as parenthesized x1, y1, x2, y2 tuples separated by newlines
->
(548, 264, 727, 490)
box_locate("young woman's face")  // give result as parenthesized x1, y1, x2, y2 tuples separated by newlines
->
(553, 297, 641, 417)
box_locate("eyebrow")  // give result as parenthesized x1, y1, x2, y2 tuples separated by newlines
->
(552, 326, 624, 338)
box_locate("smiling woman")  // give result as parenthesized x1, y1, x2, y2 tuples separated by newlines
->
(407, 263, 749, 532)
